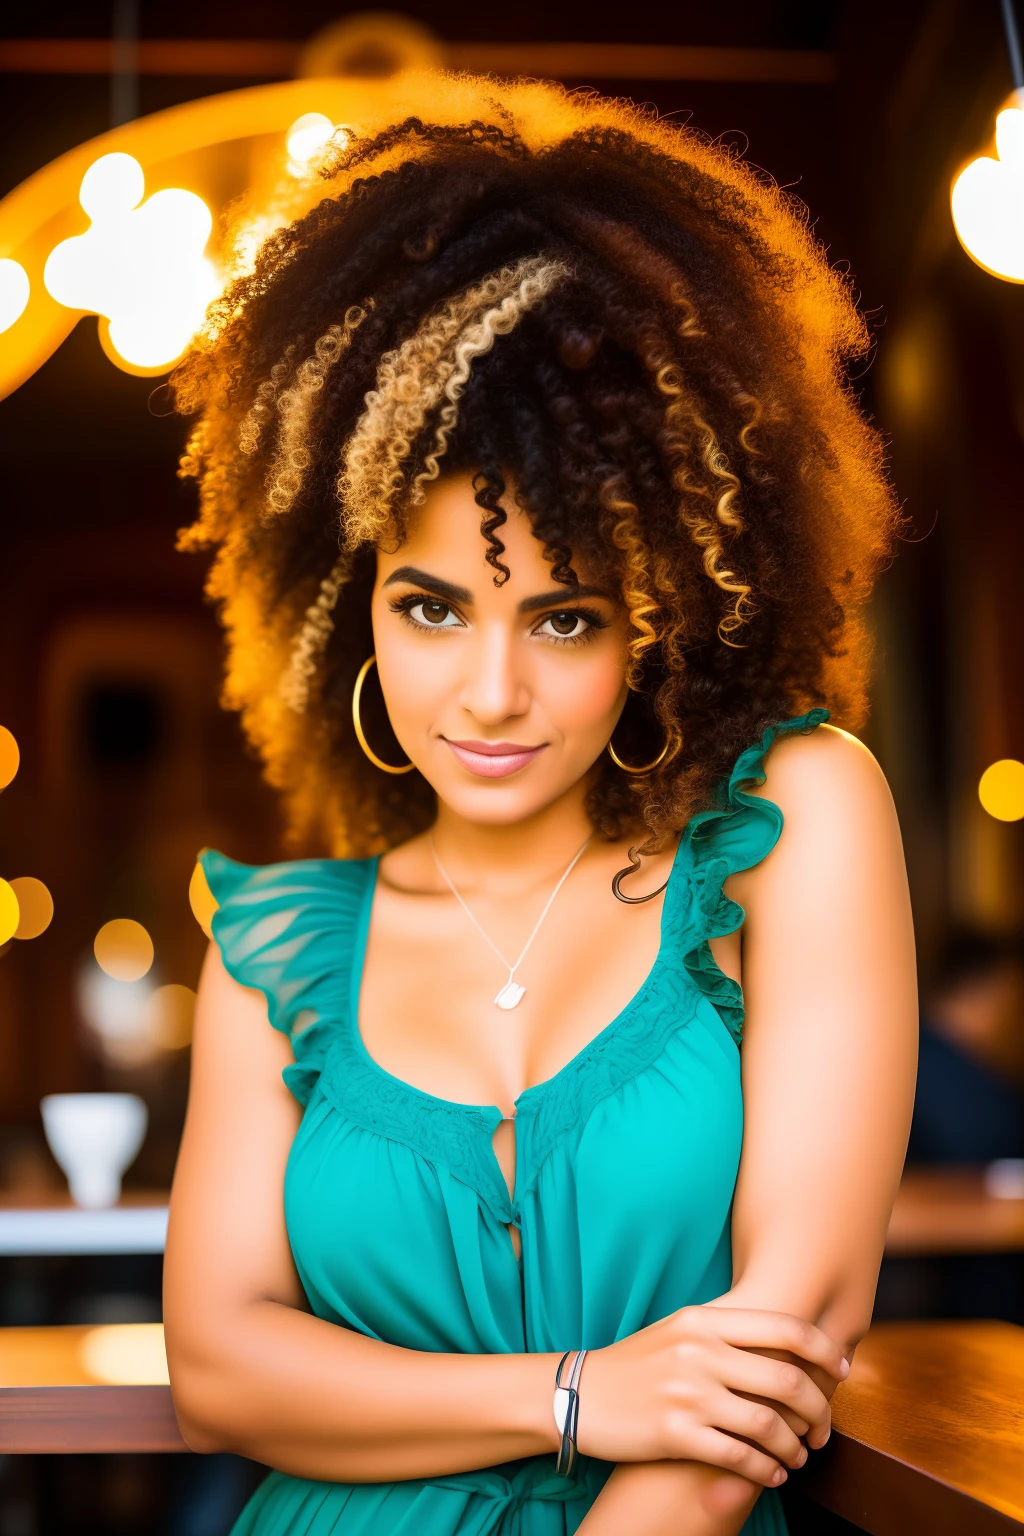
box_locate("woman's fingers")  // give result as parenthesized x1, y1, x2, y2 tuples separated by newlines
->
(681, 1425, 790, 1489)
(708, 1307, 848, 1381)
(737, 1395, 809, 1441)
(719, 1347, 830, 1438)
(707, 1390, 807, 1468)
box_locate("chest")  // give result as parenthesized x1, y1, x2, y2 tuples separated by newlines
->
(356, 875, 743, 1115)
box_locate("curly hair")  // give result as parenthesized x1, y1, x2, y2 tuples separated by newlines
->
(173, 70, 904, 858)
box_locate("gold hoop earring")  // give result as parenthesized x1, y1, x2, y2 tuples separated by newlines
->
(352, 655, 415, 775)
(606, 733, 671, 776)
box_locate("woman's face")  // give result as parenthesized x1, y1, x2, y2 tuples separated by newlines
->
(371, 473, 631, 827)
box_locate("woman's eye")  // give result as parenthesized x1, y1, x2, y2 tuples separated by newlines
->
(410, 598, 460, 628)
(539, 610, 589, 638)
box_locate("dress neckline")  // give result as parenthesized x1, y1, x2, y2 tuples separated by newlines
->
(345, 835, 690, 1124)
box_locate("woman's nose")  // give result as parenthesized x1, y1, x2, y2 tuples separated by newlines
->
(458, 625, 531, 724)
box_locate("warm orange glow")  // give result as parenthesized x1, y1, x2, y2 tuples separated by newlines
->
(978, 758, 1024, 821)
(0, 726, 19, 789)
(0, 882, 20, 947)
(93, 919, 154, 981)
(9, 877, 53, 939)
(951, 92, 1024, 283)
(189, 859, 218, 939)
(143, 983, 196, 1050)
(0, 77, 407, 402)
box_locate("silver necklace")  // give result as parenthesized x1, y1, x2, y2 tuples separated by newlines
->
(429, 832, 592, 1010)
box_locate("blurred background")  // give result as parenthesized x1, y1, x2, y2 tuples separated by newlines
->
(1, 0, 1023, 1531)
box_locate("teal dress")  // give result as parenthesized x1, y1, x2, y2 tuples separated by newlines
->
(199, 707, 829, 1536)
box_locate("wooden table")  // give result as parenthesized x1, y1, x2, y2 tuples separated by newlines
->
(799, 1320, 1024, 1533)
(885, 1167, 1024, 1256)
(0, 1323, 185, 1452)
(0, 1318, 1020, 1536)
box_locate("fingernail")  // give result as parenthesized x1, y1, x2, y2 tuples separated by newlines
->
(796, 1447, 808, 1467)
(839, 1358, 851, 1380)
(773, 1469, 787, 1485)
(818, 1427, 831, 1447)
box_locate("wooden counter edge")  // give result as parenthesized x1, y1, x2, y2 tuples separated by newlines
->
(0, 1385, 189, 1454)
(796, 1425, 1023, 1534)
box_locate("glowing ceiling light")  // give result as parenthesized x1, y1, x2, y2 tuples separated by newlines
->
(42, 151, 220, 372)
(0, 259, 29, 335)
(286, 112, 336, 171)
(951, 94, 1024, 282)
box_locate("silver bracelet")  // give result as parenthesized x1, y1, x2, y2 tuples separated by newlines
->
(552, 1348, 588, 1476)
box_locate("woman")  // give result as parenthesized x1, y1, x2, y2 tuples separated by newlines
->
(163, 73, 918, 1536)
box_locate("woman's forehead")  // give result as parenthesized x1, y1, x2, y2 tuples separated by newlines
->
(377, 473, 605, 598)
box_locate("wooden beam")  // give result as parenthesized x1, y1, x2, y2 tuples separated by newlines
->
(0, 37, 835, 84)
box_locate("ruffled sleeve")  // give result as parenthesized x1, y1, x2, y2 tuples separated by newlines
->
(197, 848, 375, 1107)
(676, 708, 830, 1043)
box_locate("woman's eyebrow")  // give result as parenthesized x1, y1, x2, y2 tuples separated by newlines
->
(381, 567, 612, 613)
(381, 566, 472, 604)
(517, 585, 612, 614)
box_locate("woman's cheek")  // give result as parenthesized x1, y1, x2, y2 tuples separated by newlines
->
(539, 649, 627, 738)
(377, 641, 450, 741)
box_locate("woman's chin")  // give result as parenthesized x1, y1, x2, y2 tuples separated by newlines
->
(425, 768, 575, 827)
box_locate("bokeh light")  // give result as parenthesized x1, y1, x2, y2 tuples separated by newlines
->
(978, 758, 1024, 821)
(78, 966, 155, 1068)
(142, 983, 196, 1050)
(80, 1323, 169, 1385)
(0, 882, 20, 947)
(43, 152, 219, 371)
(951, 98, 1024, 283)
(10, 877, 53, 940)
(93, 919, 154, 981)
(286, 111, 335, 170)
(189, 859, 218, 939)
(0, 259, 29, 335)
(0, 726, 19, 790)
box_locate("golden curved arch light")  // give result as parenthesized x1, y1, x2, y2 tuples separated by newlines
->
(0, 259, 30, 335)
(0, 75, 421, 401)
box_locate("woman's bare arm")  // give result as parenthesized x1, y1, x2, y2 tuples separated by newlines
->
(577, 724, 918, 1534)
(165, 929, 843, 1488)
(163, 943, 563, 1479)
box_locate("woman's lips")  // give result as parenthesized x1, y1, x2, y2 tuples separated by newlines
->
(443, 739, 547, 778)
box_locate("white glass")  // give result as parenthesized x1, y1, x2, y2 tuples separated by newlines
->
(40, 1093, 148, 1209)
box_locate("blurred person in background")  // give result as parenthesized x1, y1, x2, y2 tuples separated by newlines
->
(903, 927, 1024, 1324)
(909, 927, 1024, 1166)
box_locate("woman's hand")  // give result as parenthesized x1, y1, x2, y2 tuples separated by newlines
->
(575, 1304, 849, 1488)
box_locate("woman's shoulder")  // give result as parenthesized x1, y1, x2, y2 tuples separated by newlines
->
(739, 718, 894, 834)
